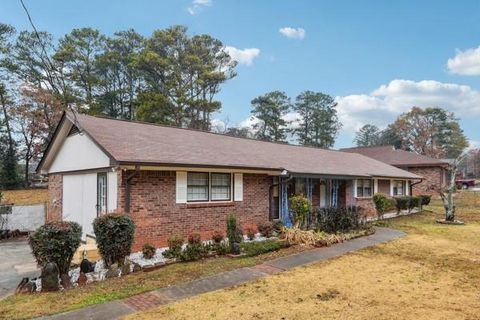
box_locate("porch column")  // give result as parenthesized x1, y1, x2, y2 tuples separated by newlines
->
(280, 177, 292, 227)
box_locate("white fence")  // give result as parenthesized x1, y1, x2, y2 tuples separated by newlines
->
(2, 204, 46, 232)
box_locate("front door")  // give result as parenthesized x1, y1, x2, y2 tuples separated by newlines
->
(97, 173, 107, 216)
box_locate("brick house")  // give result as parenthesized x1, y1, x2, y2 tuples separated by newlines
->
(38, 113, 421, 250)
(341, 146, 448, 197)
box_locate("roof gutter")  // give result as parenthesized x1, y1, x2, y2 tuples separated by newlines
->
(409, 178, 424, 195)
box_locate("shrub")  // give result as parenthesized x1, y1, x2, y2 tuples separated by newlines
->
(188, 233, 201, 244)
(395, 197, 409, 213)
(245, 227, 256, 240)
(93, 214, 135, 267)
(142, 243, 156, 260)
(312, 206, 364, 233)
(226, 214, 243, 253)
(373, 193, 390, 219)
(408, 197, 421, 213)
(211, 230, 224, 243)
(419, 195, 432, 207)
(210, 242, 229, 255)
(289, 194, 311, 228)
(29, 221, 82, 275)
(240, 239, 288, 257)
(180, 233, 208, 261)
(258, 221, 274, 238)
(395, 196, 421, 213)
(163, 235, 184, 259)
(272, 220, 284, 233)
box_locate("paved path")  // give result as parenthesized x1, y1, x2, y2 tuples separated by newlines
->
(40, 227, 405, 320)
(0, 239, 39, 298)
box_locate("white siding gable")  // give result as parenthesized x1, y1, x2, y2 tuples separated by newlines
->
(49, 133, 110, 173)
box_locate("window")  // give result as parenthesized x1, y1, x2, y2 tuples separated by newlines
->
(393, 180, 405, 196)
(356, 179, 372, 197)
(211, 173, 231, 201)
(97, 173, 107, 216)
(187, 172, 209, 202)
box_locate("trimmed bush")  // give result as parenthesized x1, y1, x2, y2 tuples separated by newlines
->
(289, 194, 311, 228)
(258, 221, 274, 238)
(240, 239, 288, 257)
(29, 221, 82, 275)
(211, 230, 224, 244)
(395, 197, 410, 213)
(408, 197, 421, 212)
(93, 214, 135, 267)
(163, 235, 184, 259)
(142, 243, 156, 260)
(395, 196, 421, 213)
(226, 214, 243, 254)
(419, 195, 432, 207)
(373, 193, 390, 219)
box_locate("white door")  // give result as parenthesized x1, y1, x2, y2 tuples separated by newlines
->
(63, 173, 97, 238)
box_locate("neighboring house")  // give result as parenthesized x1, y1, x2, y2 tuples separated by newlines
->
(37, 113, 421, 250)
(341, 146, 448, 197)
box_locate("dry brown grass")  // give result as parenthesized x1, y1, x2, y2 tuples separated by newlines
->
(0, 189, 48, 205)
(128, 192, 480, 320)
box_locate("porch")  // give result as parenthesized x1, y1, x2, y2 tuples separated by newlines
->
(271, 176, 361, 227)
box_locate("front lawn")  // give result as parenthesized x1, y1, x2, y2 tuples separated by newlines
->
(0, 244, 306, 320)
(127, 192, 480, 320)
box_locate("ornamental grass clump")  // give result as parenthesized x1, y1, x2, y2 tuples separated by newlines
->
(93, 213, 135, 267)
(29, 221, 82, 276)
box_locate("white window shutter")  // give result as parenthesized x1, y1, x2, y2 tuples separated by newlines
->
(234, 173, 243, 201)
(176, 171, 187, 203)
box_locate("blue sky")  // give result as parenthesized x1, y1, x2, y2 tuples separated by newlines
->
(2, 0, 480, 148)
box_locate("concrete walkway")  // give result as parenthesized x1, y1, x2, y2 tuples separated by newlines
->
(0, 239, 40, 298)
(40, 227, 405, 320)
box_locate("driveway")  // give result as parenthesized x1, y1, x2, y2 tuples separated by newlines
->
(0, 240, 39, 298)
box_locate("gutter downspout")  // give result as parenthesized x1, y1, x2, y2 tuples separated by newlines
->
(269, 170, 293, 220)
(409, 178, 423, 196)
(125, 165, 140, 214)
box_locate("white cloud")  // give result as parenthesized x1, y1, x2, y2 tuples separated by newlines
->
(447, 46, 480, 75)
(336, 79, 480, 132)
(187, 0, 212, 15)
(238, 79, 480, 140)
(279, 27, 306, 40)
(225, 46, 260, 66)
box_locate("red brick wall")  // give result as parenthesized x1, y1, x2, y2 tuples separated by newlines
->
(118, 170, 272, 251)
(406, 166, 445, 196)
(47, 174, 63, 222)
(355, 197, 376, 217)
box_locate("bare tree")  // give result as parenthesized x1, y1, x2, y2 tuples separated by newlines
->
(436, 152, 468, 222)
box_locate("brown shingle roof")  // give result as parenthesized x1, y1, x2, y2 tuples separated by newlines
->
(64, 113, 420, 179)
(341, 146, 448, 167)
